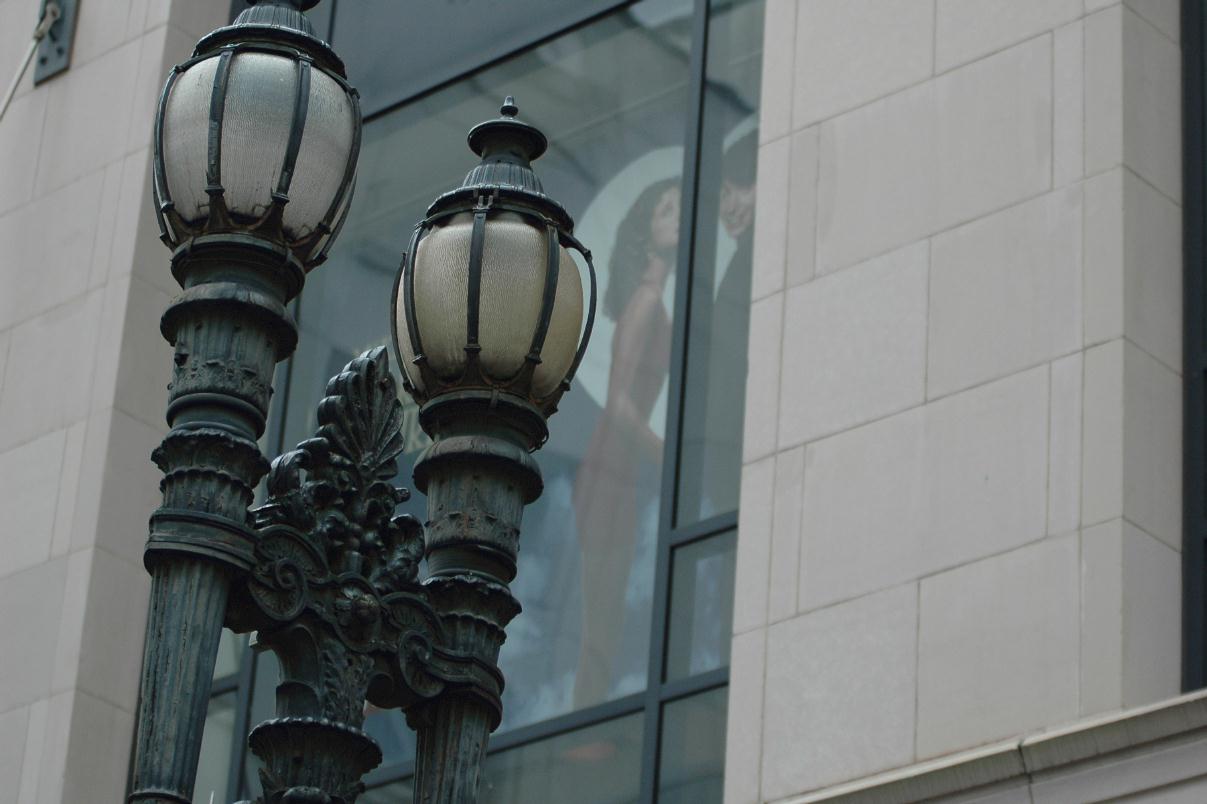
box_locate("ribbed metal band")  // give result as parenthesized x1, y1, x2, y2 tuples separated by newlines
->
(315, 86, 361, 258)
(152, 65, 183, 245)
(205, 49, 234, 194)
(275, 56, 311, 201)
(403, 224, 429, 365)
(563, 232, 598, 386)
(465, 206, 489, 349)
(527, 222, 560, 363)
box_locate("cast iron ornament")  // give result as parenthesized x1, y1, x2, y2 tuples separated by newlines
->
(226, 348, 512, 803)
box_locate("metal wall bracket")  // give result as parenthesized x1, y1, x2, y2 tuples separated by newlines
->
(33, 0, 77, 85)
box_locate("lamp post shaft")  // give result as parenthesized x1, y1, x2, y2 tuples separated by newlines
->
(131, 563, 231, 804)
(409, 395, 544, 802)
(130, 239, 300, 804)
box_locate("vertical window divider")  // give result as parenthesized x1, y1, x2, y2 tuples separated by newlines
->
(638, 0, 712, 800)
(1182, 0, 1207, 693)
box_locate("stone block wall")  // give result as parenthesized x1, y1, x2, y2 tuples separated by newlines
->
(0, 0, 227, 800)
(729, 1, 1184, 801)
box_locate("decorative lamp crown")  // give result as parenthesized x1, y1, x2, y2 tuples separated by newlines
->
(391, 98, 598, 424)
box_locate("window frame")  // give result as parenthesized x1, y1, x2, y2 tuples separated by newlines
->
(1183, 0, 1206, 693)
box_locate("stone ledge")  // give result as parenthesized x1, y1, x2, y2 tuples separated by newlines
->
(777, 688, 1207, 804)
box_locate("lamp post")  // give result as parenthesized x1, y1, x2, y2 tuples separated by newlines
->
(129, 1, 595, 802)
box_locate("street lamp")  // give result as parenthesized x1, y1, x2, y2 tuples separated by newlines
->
(130, 1, 595, 802)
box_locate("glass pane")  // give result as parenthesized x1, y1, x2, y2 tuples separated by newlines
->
(212, 629, 247, 681)
(658, 688, 727, 804)
(362, 779, 415, 803)
(194, 692, 236, 804)
(334, 0, 632, 115)
(282, 0, 696, 730)
(363, 702, 417, 769)
(240, 651, 278, 799)
(481, 714, 643, 803)
(675, 0, 765, 525)
(665, 532, 736, 681)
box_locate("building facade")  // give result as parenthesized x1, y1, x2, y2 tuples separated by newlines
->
(0, 0, 1199, 802)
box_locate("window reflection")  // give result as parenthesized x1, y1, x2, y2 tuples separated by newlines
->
(279, 0, 697, 738)
(658, 688, 727, 803)
(676, 0, 764, 525)
(665, 532, 736, 681)
(194, 692, 236, 803)
(481, 714, 644, 804)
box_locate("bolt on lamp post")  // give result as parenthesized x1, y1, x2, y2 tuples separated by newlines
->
(130, 1, 595, 802)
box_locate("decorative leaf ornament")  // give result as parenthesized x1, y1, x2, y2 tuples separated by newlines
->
(257, 346, 422, 589)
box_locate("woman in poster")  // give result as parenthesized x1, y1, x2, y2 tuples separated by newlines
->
(572, 177, 680, 706)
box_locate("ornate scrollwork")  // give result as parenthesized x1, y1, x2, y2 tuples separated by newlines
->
(228, 346, 520, 803)
(256, 346, 422, 587)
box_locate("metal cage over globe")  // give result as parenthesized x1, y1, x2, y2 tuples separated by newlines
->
(151, 0, 361, 274)
(391, 98, 598, 421)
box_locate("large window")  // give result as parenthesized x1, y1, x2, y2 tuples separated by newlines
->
(200, 1, 762, 800)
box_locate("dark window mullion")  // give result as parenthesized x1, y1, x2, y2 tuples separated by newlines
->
(658, 666, 729, 705)
(211, 674, 240, 696)
(225, 643, 256, 801)
(486, 691, 647, 754)
(668, 509, 737, 548)
(639, 0, 713, 801)
(1183, 0, 1207, 692)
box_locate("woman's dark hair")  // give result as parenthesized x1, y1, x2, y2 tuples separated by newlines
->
(604, 176, 680, 320)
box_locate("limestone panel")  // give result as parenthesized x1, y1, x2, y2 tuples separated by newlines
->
(0, 705, 29, 804)
(792, 0, 934, 129)
(75, 549, 150, 711)
(0, 558, 68, 712)
(0, 168, 105, 331)
(928, 187, 1082, 398)
(1121, 523, 1181, 707)
(89, 409, 167, 563)
(768, 447, 804, 622)
(935, 0, 1080, 72)
(35, 39, 142, 196)
(1083, 164, 1186, 382)
(818, 36, 1051, 273)
(723, 628, 766, 804)
(60, 691, 136, 804)
(762, 583, 917, 798)
(0, 290, 104, 453)
(1054, 20, 1085, 188)
(751, 137, 789, 301)
(1048, 352, 1083, 536)
(0, 90, 46, 217)
(742, 293, 782, 463)
(800, 366, 1049, 611)
(1122, 170, 1182, 373)
(734, 457, 775, 633)
(1128, 0, 1180, 43)
(757, 0, 795, 145)
(1121, 5, 1181, 202)
(785, 126, 818, 288)
(917, 535, 1080, 758)
(778, 241, 928, 448)
(1082, 340, 1125, 527)
(1081, 520, 1125, 714)
(1122, 341, 1181, 550)
(0, 429, 67, 579)
(1086, 6, 1182, 203)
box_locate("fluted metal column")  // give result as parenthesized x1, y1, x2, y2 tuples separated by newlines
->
(408, 392, 545, 803)
(129, 237, 302, 804)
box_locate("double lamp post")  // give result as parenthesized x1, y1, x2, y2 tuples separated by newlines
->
(129, 1, 597, 802)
